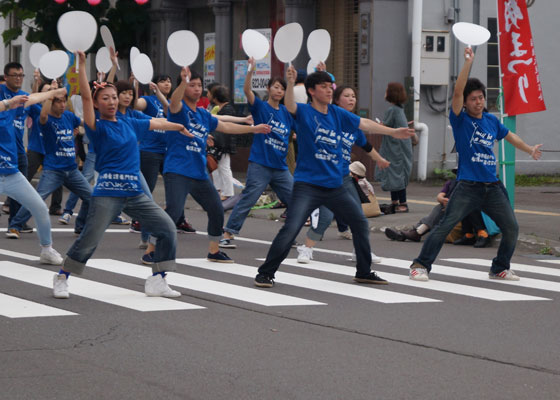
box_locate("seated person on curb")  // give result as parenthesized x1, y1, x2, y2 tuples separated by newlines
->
(385, 175, 490, 248)
(408, 47, 542, 282)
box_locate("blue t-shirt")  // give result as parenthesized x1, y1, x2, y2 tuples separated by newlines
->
(138, 95, 167, 154)
(340, 128, 367, 176)
(293, 103, 361, 188)
(0, 109, 19, 175)
(117, 108, 152, 121)
(450, 109, 509, 183)
(0, 84, 29, 154)
(165, 101, 218, 180)
(41, 111, 81, 171)
(85, 118, 150, 197)
(27, 104, 45, 154)
(248, 97, 293, 170)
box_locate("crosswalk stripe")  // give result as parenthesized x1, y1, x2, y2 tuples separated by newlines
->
(177, 258, 440, 304)
(538, 259, 560, 265)
(0, 261, 202, 312)
(378, 258, 560, 293)
(277, 259, 550, 302)
(0, 293, 77, 318)
(443, 258, 560, 278)
(0, 249, 40, 261)
(86, 259, 324, 307)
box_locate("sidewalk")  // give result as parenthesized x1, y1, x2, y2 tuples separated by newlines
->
(212, 175, 560, 257)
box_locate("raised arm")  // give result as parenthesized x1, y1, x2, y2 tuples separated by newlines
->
(24, 87, 66, 108)
(149, 81, 169, 115)
(39, 80, 59, 125)
(169, 67, 189, 114)
(284, 64, 297, 115)
(215, 120, 270, 135)
(504, 132, 543, 160)
(75, 51, 95, 130)
(243, 57, 256, 105)
(106, 47, 118, 83)
(452, 47, 474, 116)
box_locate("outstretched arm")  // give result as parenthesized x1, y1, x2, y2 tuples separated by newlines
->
(149, 118, 193, 137)
(367, 147, 390, 169)
(0, 95, 28, 112)
(359, 118, 415, 139)
(504, 132, 542, 160)
(24, 87, 67, 108)
(451, 47, 474, 116)
(215, 120, 270, 135)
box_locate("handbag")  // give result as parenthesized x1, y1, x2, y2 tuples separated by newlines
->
(206, 146, 222, 173)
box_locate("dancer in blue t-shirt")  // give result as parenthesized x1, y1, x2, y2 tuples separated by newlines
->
(165, 67, 271, 263)
(409, 47, 543, 282)
(219, 57, 295, 249)
(0, 87, 68, 264)
(8, 81, 92, 237)
(53, 51, 196, 300)
(254, 66, 415, 288)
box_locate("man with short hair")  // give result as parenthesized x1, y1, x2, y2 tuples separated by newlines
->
(408, 47, 543, 282)
(254, 66, 415, 288)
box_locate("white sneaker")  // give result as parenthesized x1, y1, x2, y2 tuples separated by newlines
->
(145, 275, 181, 298)
(53, 274, 69, 299)
(489, 269, 520, 281)
(350, 251, 382, 263)
(40, 247, 63, 265)
(297, 245, 313, 264)
(58, 213, 71, 225)
(337, 230, 353, 240)
(409, 265, 429, 281)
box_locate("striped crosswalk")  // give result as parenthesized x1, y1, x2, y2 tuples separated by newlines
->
(0, 247, 559, 319)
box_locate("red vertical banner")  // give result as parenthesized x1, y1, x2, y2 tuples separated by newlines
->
(497, 0, 546, 116)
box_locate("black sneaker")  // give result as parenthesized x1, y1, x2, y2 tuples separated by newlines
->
(384, 227, 405, 241)
(453, 235, 476, 246)
(129, 220, 141, 233)
(207, 251, 234, 263)
(177, 221, 196, 233)
(254, 274, 274, 288)
(474, 235, 491, 248)
(74, 228, 82, 236)
(20, 224, 34, 233)
(353, 272, 388, 285)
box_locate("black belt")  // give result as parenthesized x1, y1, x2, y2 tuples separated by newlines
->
(460, 180, 500, 186)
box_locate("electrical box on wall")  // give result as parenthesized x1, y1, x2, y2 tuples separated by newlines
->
(421, 30, 450, 85)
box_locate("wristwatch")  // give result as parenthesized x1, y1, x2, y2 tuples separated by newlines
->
(2, 99, 9, 109)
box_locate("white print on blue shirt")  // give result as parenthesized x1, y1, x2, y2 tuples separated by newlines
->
(0, 155, 14, 169)
(468, 121, 497, 167)
(313, 116, 341, 163)
(95, 172, 141, 193)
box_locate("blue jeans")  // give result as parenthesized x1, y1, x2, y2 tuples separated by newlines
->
(140, 150, 164, 193)
(225, 162, 293, 235)
(413, 180, 518, 274)
(0, 172, 52, 246)
(63, 193, 177, 275)
(27, 149, 62, 212)
(307, 175, 357, 241)
(64, 152, 96, 215)
(10, 169, 91, 232)
(164, 173, 223, 241)
(8, 152, 28, 223)
(258, 182, 373, 278)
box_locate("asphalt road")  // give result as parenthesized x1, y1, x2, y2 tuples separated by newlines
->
(1, 197, 559, 399)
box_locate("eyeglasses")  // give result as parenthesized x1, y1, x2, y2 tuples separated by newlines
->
(6, 74, 25, 78)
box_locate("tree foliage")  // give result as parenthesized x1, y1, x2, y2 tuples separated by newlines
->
(0, 0, 150, 56)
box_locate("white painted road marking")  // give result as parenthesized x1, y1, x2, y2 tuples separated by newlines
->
(0, 293, 77, 318)
(444, 258, 560, 278)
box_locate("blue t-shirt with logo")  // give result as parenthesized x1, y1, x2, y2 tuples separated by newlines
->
(165, 101, 218, 180)
(139, 95, 167, 154)
(0, 109, 19, 175)
(248, 96, 293, 170)
(41, 111, 81, 171)
(450, 109, 509, 183)
(340, 128, 367, 176)
(293, 103, 360, 188)
(85, 118, 150, 197)
(117, 108, 151, 121)
(0, 84, 29, 154)
(27, 104, 45, 154)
